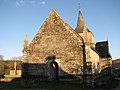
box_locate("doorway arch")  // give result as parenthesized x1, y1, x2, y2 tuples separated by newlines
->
(50, 61, 59, 80)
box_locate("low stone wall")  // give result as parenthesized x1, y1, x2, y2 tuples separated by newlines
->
(4, 75, 21, 78)
(10, 70, 21, 75)
(0, 77, 13, 82)
(0, 75, 21, 82)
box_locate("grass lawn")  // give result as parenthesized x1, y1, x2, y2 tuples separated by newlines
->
(0, 77, 119, 90)
(0, 79, 86, 90)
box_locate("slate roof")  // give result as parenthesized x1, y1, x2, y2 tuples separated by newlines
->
(95, 41, 111, 58)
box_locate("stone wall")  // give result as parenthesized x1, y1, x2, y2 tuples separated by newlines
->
(22, 10, 84, 78)
(90, 48, 101, 73)
(10, 70, 21, 75)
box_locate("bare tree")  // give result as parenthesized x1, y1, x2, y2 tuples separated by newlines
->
(11, 56, 22, 60)
(0, 55, 4, 60)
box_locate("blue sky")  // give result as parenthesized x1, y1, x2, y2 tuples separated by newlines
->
(0, 0, 120, 60)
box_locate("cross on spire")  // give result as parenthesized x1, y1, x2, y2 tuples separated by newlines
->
(78, 3, 82, 17)
(78, 3, 80, 10)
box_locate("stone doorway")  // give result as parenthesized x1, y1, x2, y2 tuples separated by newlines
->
(46, 56, 59, 80)
(50, 61, 59, 80)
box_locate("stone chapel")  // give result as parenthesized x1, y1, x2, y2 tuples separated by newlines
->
(22, 9, 112, 81)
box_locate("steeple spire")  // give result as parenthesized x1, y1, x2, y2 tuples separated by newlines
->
(75, 6, 85, 33)
(78, 3, 83, 18)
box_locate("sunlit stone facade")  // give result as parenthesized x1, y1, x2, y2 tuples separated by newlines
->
(22, 9, 112, 81)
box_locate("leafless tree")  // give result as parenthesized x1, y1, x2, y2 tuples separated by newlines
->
(0, 55, 4, 60)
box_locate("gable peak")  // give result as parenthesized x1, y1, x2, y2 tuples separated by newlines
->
(49, 9, 58, 16)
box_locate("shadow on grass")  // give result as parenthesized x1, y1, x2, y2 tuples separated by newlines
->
(0, 77, 119, 90)
(0, 78, 85, 90)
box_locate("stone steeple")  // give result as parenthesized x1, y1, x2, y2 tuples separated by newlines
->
(75, 9, 85, 33)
